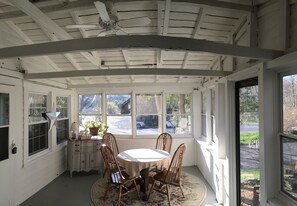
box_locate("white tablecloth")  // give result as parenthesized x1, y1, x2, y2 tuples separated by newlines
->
(117, 148, 170, 177)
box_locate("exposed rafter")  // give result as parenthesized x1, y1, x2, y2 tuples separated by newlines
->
(0, 0, 252, 21)
(7, 0, 100, 67)
(24, 68, 232, 79)
(0, 35, 283, 60)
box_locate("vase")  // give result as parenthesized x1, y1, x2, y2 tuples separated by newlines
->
(89, 127, 99, 136)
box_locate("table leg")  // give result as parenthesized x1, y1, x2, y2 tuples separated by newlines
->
(140, 168, 150, 201)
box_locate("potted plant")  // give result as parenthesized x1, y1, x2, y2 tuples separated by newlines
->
(83, 120, 108, 136)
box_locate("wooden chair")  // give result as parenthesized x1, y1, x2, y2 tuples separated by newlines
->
(102, 132, 119, 155)
(151, 132, 173, 173)
(148, 143, 187, 206)
(102, 133, 120, 177)
(155, 132, 172, 153)
(100, 144, 140, 206)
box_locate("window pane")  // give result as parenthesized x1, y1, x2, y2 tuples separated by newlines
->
(107, 116, 131, 135)
(283, 75, 297, 134)
(281, 135, 297, 200)
(166, 94, 191, 135)
(0, 127, 9, 161)
(202, 91, 206, 113)
(79, 115, 102, 132)
(79, 94, 101, 114)
(0, 93, 9, 126)
(166, 115, 191, 135)
(106, 94, 131, 115)
(136, 94, 161, 135)
(211, 89, 215, 115)
(57, 119, 69, 144)
(29, 123, 48, 156)
(136, 115, 161, 135)
(56, 96, 68, 118)
(136, 94, 161, 114)
(28, 94, 47, 123)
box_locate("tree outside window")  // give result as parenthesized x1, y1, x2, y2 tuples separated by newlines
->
(166, 94, 191, 135)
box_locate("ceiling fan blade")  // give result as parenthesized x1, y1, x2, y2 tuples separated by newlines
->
(94, 1, 110, 22)
(65, 24, 99, 29)
(118, 17, 151, 27)
(116, 28, 128, 35)
(97, 31, 107, 37)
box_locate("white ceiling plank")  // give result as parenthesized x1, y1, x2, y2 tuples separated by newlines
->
(38, 25, 90, 84)
(8, 0, 100, 67)
(24, 68, 232, 79)
(0, 0, 252, 21)
(5, 20, 62, 73)
(0, 35, 283, 60)
(182, 7, 205, 69)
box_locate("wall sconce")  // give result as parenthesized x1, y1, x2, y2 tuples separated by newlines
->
(42, 112, 60, 131)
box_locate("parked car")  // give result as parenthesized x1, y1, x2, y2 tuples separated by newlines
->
(136, 121, 145, 129)
(166, 120, 176, 128)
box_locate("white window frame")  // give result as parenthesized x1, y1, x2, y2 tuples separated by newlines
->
(56, 95, 69, 144)
(106, 93, 132, 137)
(164, 92, 192, 137)
(24, 90, 51, 164)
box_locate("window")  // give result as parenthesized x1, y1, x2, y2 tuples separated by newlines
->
(136, 94, 162, 135)
(166, 94, 191, 135)
(0, 93, 9, 161)
(201, 91, 207, 137)
(28, 93, 48, 156)
(211, 88, 215, 140)
(56, 96, 69, 144)
(281, 74, 297, 200)
(106, 94, 131, 135)
(79, 94, 102, 131)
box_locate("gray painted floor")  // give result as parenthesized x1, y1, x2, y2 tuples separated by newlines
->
(20, 166, 219, 206)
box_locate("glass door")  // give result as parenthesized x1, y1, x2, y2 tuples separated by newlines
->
(235, 78, 260, 206)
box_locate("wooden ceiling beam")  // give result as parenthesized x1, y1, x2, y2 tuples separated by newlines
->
(24, 68, 232, 79)
(0, 35, 283, 60)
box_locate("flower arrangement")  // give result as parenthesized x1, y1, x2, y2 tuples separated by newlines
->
(82, 120, 108, 136)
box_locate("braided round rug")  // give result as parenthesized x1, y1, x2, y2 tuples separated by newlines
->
(91, 172, 207, 206)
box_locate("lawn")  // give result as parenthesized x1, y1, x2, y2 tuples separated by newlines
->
(240, 132, 259, 144)
(241, 169, 260, 181)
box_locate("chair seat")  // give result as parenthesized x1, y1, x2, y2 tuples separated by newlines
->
(154, 170, 180, 185)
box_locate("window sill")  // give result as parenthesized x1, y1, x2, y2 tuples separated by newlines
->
(268, 192, 297, 206)
(195, 138, 215, 152)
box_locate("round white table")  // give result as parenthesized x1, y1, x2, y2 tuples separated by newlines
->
(117, 148, 170, 200)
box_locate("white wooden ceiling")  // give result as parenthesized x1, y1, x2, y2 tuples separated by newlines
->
(0, 0, 281, 88)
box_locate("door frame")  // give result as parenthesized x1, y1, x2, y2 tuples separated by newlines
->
(0, 84, 18, 206)
(235, 77, 258, 205)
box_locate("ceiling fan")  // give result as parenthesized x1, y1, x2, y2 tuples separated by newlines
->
(66, 1, 151, 36)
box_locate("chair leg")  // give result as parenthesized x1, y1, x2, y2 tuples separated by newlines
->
(133, 179, 141, 200)
(166, 184, 171, 206)
(118, 186, 122, 206)
(179, 182, 185, 197)
(148, 180, 156, 200)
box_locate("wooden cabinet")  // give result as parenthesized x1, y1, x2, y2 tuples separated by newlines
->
(67, 139, 103, 177)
